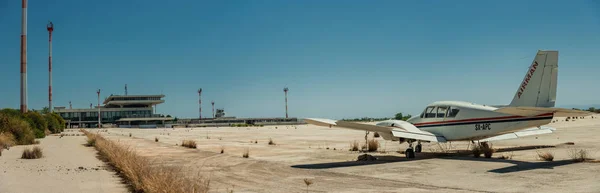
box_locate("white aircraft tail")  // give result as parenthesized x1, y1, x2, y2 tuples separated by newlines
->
(509, 50, 558, 108)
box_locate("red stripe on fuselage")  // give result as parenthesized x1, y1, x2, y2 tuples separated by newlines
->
(413, 113, 553, 126)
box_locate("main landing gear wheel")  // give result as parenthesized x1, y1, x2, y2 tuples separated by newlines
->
(415, 144, 422, 153)
(405, 148, 415, 158)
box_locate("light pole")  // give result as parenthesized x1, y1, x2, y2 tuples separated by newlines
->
(211, 101, 215, 118)
(284, 87, 289, 118)
(198, 88, 202, 119)
(97, 89, 101, 128)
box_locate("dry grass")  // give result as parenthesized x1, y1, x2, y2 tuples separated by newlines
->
(0, 132, 15, 148)
(568, 148, 590, 162)
(303, 178, 314, 193)
(21, 146, 43, 159)
(86, 135, 97, 147)
(537, 150, 554, 161)
(268, 138, 276, 145)
(497, 152, 513, 160)
(243, 148, 250, 158)
(83, 131, 209, 193)
(367, 139, 379, 152)
(0, 133, 15, 157)
(349, 140, 359, 151)
(181, 140, 197, 149)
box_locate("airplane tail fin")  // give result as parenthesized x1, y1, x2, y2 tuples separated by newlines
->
(509, 50, 558, 108)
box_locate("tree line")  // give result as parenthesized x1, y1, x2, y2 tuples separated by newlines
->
(0, 108, 66, 145)
(572, 107, 600, 114)
(341, 112, 413, 122)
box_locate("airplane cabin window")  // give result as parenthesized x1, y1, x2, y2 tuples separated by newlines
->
(447, 106, 460, 117)
(424, 106, 436, 118)
(437, 106, 448, 118)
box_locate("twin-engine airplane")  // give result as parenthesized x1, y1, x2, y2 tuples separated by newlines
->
(305, 50, 595, 158)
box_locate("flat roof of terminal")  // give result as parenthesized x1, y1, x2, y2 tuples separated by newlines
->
(106, 94, 165, 98)
(103, 94, 165, 105)
(117, 117, 174, 122)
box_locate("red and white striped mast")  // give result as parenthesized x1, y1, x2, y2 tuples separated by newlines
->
(20, 0, 28, 113)
(47, 21, 54, 112)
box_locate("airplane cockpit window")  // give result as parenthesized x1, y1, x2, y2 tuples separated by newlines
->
(424, 106, 436, 118)
(437, 106, 448, 118)
(447, 106, 460, 118)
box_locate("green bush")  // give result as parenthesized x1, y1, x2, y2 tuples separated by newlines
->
(0, 109, 66, 145)
(24, 111, 47, 138)
(49, 113, 66, 132)
(0, 109, 22, 117)
(0, 112, 35, 145)
(44, 113, 64, 134)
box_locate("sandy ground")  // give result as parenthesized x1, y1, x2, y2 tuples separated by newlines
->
(0, 130, 128, 193)
(96, 116, 600, 193)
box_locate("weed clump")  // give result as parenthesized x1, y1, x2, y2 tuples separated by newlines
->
(268, 138, 276, 145)
(498, 152, 513, 160)
(303, 178, 314, 193)
(243, 148, 250, 158)
(21, 146, 43, 159)
(349, 140, 359, 151)
(86, 135, 97, 147)
(373, 132, 380, 138)
(569, 148, 590, 162)
(181, 140, 197, 148)
(537, 150, 554, 161)
(367, 139, 379, 152)
(155, 137, 159, 142)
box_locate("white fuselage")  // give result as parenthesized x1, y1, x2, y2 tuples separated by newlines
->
(405, 101, 553, 141)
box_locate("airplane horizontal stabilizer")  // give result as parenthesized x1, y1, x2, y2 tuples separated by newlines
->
(495, 107, 595, 117)
(480, 126, 555, 142)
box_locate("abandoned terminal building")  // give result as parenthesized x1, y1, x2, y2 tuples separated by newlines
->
(56, 93, 303, 128)
(55, 94, 173, 128)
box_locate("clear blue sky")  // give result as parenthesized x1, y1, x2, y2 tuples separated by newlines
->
(0, 0, 599, 119)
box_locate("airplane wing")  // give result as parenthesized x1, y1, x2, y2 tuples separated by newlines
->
(495, 107, 595, 117)
(480, 126, 555, 142)
(304, 118, 447, 142)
